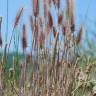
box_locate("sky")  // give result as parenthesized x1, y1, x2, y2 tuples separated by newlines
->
(0, 0, 96, 52)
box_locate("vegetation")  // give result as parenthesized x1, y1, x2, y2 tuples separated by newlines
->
(0, 0, 96, 96)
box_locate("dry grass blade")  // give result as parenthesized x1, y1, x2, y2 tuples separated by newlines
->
(32, 20, 39, 50)
(22, 24, 27, 51)
(76, 26, 83, 45)
(0, 17, 2, 32)
(0, 37, 2, 47)
(14, 7, 23, 28)
(0, 17, 2, 47)
(50, 30, 58, 73)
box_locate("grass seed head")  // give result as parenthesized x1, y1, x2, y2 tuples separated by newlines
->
(33, 0, 39, 17)
(58, 13, 63, 24)
(22, 24, 27, 51)
(70, 15, 75, 32)
(48, 11, 53, 29)
(30, 15, 33, 33)
(53, 26, 58, 38)
(62, 22, 66, 36)
(14, 7, 23, 28)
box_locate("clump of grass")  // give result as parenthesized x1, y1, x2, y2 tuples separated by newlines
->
(0, 0, 96, 96)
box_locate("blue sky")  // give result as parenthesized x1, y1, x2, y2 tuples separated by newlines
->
(0, 0, 96, 52)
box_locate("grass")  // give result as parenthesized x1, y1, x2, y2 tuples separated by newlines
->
(0, 0, 96, 96)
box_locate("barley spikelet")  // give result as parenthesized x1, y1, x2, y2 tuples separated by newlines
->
(76, 26, 82, 45)
(33, 0, 39, 17)
(22, 24, 27, 51)
(14, 7, 23, 28)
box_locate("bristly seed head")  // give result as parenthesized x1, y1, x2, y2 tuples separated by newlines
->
(22, 24, 27, 51)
